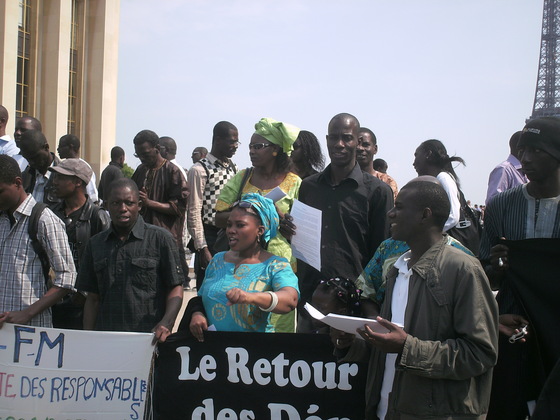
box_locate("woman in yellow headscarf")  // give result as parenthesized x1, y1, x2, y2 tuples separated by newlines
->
(215, 118, 301, 332)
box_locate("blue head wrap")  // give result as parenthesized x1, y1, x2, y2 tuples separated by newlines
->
(238, 193, 279, 243)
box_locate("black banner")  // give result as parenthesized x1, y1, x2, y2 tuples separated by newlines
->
(154, 331, 367, 419)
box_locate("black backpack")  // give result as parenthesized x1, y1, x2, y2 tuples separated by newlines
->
(28, 202, 51, 282)
(447, 189, 482, 256)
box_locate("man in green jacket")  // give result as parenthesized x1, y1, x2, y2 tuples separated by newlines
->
(355, 179, 499, 419)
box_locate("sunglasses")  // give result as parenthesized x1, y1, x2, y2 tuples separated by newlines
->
(233, 200, 259, 216)
(248, 143, 272, 150)
(238, 201, 251, 208)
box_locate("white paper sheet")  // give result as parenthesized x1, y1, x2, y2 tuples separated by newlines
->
(290, 199, 322, 271)
(265, 186, 286, 203)
(304, 303, 390, 338)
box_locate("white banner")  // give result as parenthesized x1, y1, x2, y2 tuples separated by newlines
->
(0, 323, 154, 420)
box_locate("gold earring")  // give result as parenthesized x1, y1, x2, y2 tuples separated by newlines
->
(272, 151, 278, 156)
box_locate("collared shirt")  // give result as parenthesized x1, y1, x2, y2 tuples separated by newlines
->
(0, 194, 76, 327)
(131, 159, 189, 247)
(22, 153, 61, 206)
(76, 216, 184, 333)
(32, 170, 50, 203)
(187, 153, 237, 249)
(486, 154, 528, 205)
(297, 163, 393, 303)
(98, 161, 124, 201)
(378, 251, 411, 420)
(0, 134, 19, 156)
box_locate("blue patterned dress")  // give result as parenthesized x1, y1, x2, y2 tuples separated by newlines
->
(199, 252, 299, 332)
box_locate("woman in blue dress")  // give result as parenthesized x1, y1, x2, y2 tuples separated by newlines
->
(189, 193, 299, 340)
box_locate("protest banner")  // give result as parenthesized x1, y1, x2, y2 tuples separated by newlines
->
(154, 331, 367, 420)
(0, 323, 154, 420)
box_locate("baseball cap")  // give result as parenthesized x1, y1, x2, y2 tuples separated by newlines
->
(519, 117, 560, 161)
(48, 158, 93, 184)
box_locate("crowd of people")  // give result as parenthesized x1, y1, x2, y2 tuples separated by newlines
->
(0, 102, 559, 419)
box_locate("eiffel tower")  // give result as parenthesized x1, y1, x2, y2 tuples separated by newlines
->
(530, 0, 560, 119)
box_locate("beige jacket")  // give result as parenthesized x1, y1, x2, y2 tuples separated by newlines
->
(353, 238, 499, 419)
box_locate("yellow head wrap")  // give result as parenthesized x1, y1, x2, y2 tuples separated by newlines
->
(253, 117, 300, 156)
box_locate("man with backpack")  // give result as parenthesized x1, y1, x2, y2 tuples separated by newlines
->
(49, 158, 110, 328)
(0, 155, 76, 328)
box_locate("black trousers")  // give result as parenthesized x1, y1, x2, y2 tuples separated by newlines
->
(194, 224, 220, 289)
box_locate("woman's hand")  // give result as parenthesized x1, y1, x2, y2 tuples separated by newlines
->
(226, 287, 298, 314)
(226, 288, 252, 306)
(278, 213, 296, 242)
(189, 311, 208, 342)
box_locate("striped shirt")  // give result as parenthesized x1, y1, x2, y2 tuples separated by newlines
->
(0, 194, 76, 327)
(480, 184, 560, 261)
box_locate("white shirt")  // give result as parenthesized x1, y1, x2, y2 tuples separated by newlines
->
(437, 172, 461, 232)
(78, 158, 99, 203)
(377, 250, 411, 420)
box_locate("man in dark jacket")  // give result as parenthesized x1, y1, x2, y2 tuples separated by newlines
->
(353, 179, 498, 419)
(49, 158, 110, 329)
(50, 158, 110, 269)
(98, 146, 125, 203)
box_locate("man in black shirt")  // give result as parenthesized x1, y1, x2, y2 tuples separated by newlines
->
(77, 178, 183, 342)
(283, 113, 393, 332)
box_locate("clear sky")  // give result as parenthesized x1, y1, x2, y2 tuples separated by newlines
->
(116, 0, 544, 205)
